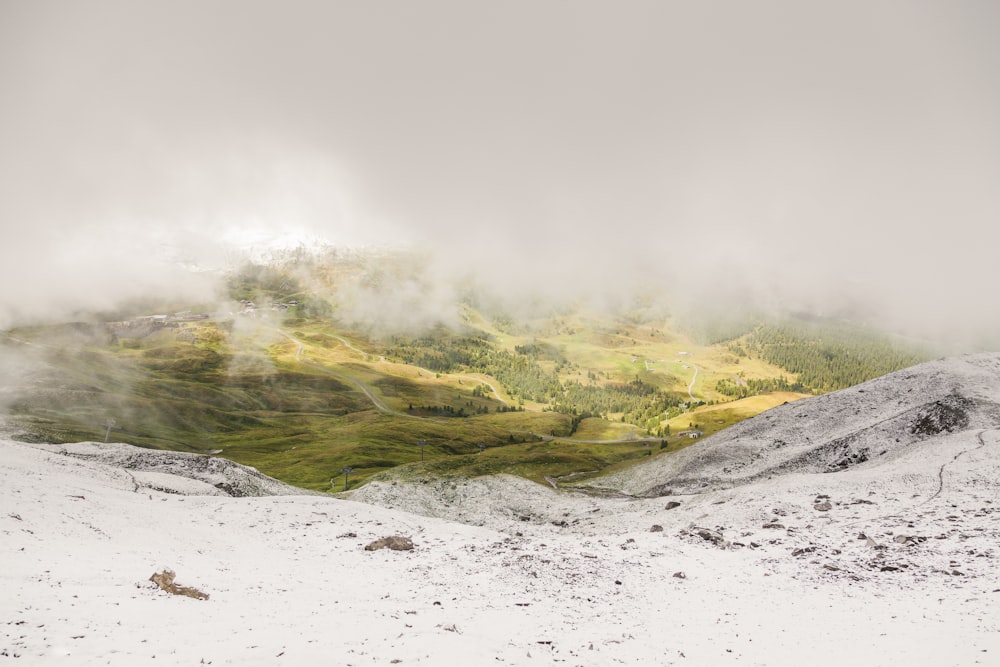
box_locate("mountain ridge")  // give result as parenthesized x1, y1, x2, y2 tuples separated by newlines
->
(588, 352, 1000, 496)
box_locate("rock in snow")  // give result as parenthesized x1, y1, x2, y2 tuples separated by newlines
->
(364, 535, 415, 551)
(2, 353, 1000, 665)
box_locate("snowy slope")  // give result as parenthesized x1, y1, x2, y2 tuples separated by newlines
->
(590, 352, 1000, 496)
(27, 441, 318, 497)
(2, 354, 1000, 665)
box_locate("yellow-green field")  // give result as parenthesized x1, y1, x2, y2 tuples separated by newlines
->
(511, 310, 799, 403)
(569, 417, 645, 441)
(666, 391, 811, 438)
(4, 306, 817, 492)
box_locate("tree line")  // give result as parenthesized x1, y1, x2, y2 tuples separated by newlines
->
(724, 319, 928, 394)
(385, 333, 683, 427)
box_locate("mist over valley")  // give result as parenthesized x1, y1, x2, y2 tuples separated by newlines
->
(2, 2, 999, 664)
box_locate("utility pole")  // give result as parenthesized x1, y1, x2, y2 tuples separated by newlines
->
(477, 442, 486, 454)
(104, 418, 117, 443)
(339, 466, 354, 491)
(418, 439, 427, 462)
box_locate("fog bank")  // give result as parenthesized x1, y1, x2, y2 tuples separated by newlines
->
(2, 1, 998, 340)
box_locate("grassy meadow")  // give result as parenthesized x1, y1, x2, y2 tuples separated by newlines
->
(2, 265, 927, 492)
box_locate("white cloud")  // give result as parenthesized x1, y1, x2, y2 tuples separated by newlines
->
(1, 1, 998, 339)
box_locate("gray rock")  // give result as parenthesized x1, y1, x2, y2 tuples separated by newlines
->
(696, 528, 725, 545)
(364, 536, 414, 551)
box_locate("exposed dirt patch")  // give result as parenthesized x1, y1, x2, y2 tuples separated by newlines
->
(149, 569, 209, 600)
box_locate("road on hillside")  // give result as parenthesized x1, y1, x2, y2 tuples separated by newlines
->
(277, 330, 423, 420)
(511, 430, 661, 445)
(687, 364, 699, 401)
(461, 375, 509, 406)
(657, 357, 700, 402)
(329, 333, 367, 356)
(557, 436, 661, 444)
(326, 331, 509, 406)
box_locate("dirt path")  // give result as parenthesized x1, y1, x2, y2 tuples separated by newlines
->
(460, 375, 508, 406)
(665, 359, 699, 401)
(329, 333, 366, 356)
(277, 329, 421, 420)
(554, 436, 660, 445)
(323, 332, 509, 406)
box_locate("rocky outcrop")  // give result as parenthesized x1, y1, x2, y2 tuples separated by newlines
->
(40, 441, 316, 497)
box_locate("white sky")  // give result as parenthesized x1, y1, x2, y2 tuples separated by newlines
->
(1, 1, 998, 338)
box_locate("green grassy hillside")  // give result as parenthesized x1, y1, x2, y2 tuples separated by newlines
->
(1, 256, 932, 491)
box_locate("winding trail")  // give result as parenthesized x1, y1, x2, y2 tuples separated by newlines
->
(277, 330, 421, 420)
(928, 428, 992, 502)
(826, 428, 996, 533)
(553, 436, 660, 445)
(326, 332, 509, 406)
(687, 364, 699, 401)
(664, 358, 700, 402)
(464, 376, 509, 406)
(329, 333, 366, 356)
(510, 429, 660, 446)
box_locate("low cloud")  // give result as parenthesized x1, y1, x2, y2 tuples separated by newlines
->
(1, 2, 998, 344)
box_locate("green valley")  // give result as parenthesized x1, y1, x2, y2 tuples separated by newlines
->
(0, 254, 932, 492)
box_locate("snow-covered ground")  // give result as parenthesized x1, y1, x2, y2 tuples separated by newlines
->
(590, 352, 1000, 496)
(3, 355, 999, 665)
